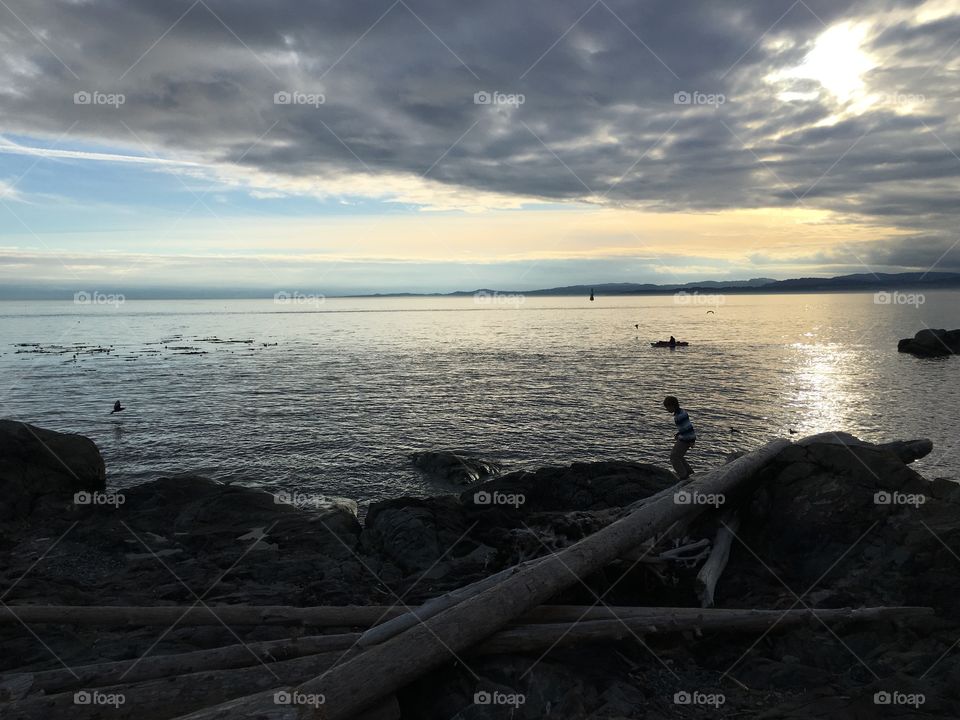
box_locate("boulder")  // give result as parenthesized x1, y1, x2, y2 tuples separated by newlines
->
(362, 460, 676, 583)
(740, 434, 960, 617)
(362, 496, 479, 575)
(898, 328, 960, 357)
(409, 450, 502, 485)
(0, 419, 106, 522)
(463, 460, 675, 513)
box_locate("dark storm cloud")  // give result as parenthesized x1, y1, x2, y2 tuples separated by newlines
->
(0, 0, 958, 271)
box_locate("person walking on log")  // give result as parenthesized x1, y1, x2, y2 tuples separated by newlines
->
(664, 395, 696, 479)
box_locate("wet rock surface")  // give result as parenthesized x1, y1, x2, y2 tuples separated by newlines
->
(409, 450, 503, 485)
(1, 422, 959, 718)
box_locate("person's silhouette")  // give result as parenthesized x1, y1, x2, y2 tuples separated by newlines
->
(111, 400, 125, 414)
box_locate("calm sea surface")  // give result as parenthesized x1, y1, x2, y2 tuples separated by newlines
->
(1, 292, 957, 503)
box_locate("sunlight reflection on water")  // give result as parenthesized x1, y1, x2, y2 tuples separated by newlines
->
(1, 291, 957, 503)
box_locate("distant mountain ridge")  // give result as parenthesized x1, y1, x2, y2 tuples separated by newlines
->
(446, 272, 960, 297)
(2, 272, 959, 300)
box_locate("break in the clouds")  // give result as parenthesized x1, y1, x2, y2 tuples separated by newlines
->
(0, 0, 958, 292)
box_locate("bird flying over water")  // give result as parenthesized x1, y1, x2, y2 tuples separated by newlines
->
(111, 400, 125, 414)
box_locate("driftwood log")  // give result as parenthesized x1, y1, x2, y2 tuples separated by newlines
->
(2, 634, 360, 695)
(165, 440, 791, 720)
(357, 556, 549, 647)
(4, 604, 933, 697)
(695, 511, 740, 607)
(475, 606, 934, 653)
(0, 605, 408, 628)
(1, 606, 933, 720)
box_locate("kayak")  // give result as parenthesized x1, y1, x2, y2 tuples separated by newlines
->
(651, 341, 688, 347)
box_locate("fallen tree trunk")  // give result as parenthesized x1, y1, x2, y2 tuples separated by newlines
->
(14, 602, 841, 695)
(4, 633, 361, 696)
(19, 601, 887, 695)
(696, 511, 739, 608)
(358, 556, 549, 647)
(476, 606, 935, 653)
(0, 651, 390, 720)
(14, 601, 929, 696)
(170, 439, 791, 720)
(0, 604, 408, 628)
(2, 605, 932, 719)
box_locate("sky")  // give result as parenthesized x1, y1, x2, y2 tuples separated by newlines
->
(1, 0, 959, 295)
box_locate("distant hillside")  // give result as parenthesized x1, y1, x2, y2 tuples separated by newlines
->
(2, 272, 958, 301)
(448, 272, 960, 297)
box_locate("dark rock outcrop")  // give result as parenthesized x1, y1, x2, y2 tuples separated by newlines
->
(898, 328, 960, 357)
(0, 420, 105, 522)
(360, 461, 677, 589)
(878, 438, 935, 464)
(409, 451, 502, 485)
(463, 460, 676, 513)
(362, 496, 483, 575)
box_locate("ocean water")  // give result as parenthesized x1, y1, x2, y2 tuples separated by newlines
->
(1, 292, 957, 504)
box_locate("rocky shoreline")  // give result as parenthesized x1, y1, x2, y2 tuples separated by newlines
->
(2, 421, 960, 719)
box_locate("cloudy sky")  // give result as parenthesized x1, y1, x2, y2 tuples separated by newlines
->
(1, 0, 958, 295)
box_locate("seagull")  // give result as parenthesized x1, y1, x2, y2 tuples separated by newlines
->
(110, 401, 125, 414)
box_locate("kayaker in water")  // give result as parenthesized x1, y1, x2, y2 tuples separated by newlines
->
(663, 395, 695, 479)
(669, 336, 677, 347)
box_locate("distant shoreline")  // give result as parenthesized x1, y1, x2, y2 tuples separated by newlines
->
(1, 286, 959, 302)
(1, 271, 958, 301)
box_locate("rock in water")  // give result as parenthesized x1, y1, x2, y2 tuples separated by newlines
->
(898, 328, 960, 357)
(409, 450, 502, 485)
(0, 419, 106, 521)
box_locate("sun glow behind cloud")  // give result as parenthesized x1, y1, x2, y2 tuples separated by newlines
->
(768, 21, 877, 115)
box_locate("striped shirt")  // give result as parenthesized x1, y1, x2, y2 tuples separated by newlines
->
(674, 409, 696, 442)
